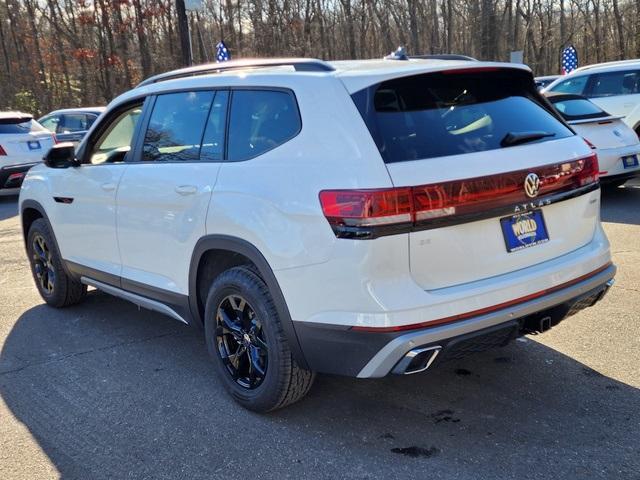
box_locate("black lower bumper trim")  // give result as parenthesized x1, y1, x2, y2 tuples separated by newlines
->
(600, 170, 640, 185)
(0, 163, 37, 189)
(294, 275, 613, 377)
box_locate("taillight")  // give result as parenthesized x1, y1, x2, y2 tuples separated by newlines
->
(320, 154, 599, 239)
(0, 145, 6, 155)
(52, 134, 59, 144)
(319, 189, 412, 228)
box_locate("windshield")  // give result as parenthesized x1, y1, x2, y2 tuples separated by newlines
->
(351, 69, 573, 163)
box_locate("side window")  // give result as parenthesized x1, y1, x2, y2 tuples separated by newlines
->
(200, 91, 229, 162)
(142, 91, 214, 162)
(39, 115, 59, 132)
(59, 113, 89, 133)
(590, 71, 640, 98)
(88, 105, 142, 165)
(227, 90, 301, 161)
(86, 114, 99, 129)
(550, 75, 588, 95)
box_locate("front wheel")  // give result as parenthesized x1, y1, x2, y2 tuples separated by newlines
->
(204, 266, 315, 412)
(27, 218, 86, 307)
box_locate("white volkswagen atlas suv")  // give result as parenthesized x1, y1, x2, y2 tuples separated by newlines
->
(19, 58, 616, 412)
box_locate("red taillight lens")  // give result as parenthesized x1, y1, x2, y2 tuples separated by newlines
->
(319, 188, 413, 227)
(0, 144, 6, 156)
(577, 152, 599, 186)
(52, 134, 59, 144)
(320, 155, 599, 238)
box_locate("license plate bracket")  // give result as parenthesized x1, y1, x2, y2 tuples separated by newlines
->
(500, 210, 549, 253)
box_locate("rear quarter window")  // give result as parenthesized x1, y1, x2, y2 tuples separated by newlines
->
(352, 69, 573, 163)
(227, 90, 301, 161)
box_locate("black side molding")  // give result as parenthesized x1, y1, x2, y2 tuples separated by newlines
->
(53, 197, 74, 204)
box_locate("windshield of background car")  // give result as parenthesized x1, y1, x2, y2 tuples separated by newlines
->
(351, 69, 573, 163)
(548, 75, 588, 95)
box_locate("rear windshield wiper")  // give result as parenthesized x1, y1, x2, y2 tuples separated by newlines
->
(500, 131, 556, 148)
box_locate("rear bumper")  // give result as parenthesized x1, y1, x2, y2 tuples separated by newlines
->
(597, 145, 640, 179)
(600, 170, 640, 185)
(0, 162, 39, 190)
(294, 263, 615, 378)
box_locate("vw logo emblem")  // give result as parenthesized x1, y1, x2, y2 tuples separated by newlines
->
(613, 130, 622, 137)
(524, 173, 540, 198)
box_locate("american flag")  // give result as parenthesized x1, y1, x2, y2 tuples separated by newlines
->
(216, 41, 230, 63)
(561, 45, 578, 74)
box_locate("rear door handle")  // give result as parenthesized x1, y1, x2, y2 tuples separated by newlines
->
(101, 182, 116, 191)
(175, 185, 197, 195)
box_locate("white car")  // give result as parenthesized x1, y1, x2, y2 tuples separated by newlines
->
(19, 58, 615, 412)
(0, 112, 56, 195)
(543, 60, 640, 135)
(546, 93, 640, 188)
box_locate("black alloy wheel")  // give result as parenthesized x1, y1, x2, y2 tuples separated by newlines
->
(31, 233, 56, 295)
(215, 294, 268, 389)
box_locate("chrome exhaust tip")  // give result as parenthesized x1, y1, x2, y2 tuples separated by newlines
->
(393, 346, 442, 375)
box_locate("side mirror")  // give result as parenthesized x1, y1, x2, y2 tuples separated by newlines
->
(44, 143, 80, 168)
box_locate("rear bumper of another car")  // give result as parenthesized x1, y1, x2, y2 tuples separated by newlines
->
(294, 263, 615, 378)
(597, 144, 640, 181)
(0, 162, 40, 192)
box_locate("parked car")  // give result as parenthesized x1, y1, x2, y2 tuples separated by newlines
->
(534, 75, 560, 90)
(543, 60, 640, 135)
(0, 112, 56, 195)
(19, 58, 615, 412)
(546, 92, 640, 188)
(38, 107, 105, 144)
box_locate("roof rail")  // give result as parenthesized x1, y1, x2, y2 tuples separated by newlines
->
(137, 58, 335, 87)
(573, 58, 640, 73)
(410, 54, 477, 62)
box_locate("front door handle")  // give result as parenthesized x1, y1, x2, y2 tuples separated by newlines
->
(175, 185, 197, 196)
(101, 182, 116, 191)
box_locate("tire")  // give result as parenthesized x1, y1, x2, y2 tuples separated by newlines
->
(204, 266, 315, 412)
(27, 218, 87, 307)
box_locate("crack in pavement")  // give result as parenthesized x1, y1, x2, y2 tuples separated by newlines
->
(0, 330, 182, 377)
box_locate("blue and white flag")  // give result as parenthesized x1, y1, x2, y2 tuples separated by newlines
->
(561, 45, 578, 75)
(216, 41, 230, 63)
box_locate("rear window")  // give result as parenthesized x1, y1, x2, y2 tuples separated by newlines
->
(352, 70, 573, 163)
(551, 98, 608, 121)
(0, 118, 45, 134)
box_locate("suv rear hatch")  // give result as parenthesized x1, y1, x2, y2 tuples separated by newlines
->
(349, 67, 599, 290)
(0, 114, 55, 162)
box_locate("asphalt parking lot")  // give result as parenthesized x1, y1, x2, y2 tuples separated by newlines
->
(0, 186, 638, 480)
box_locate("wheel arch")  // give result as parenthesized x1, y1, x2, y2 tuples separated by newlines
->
(189, 235, 308, 369)
(20, 200, 47, 249)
